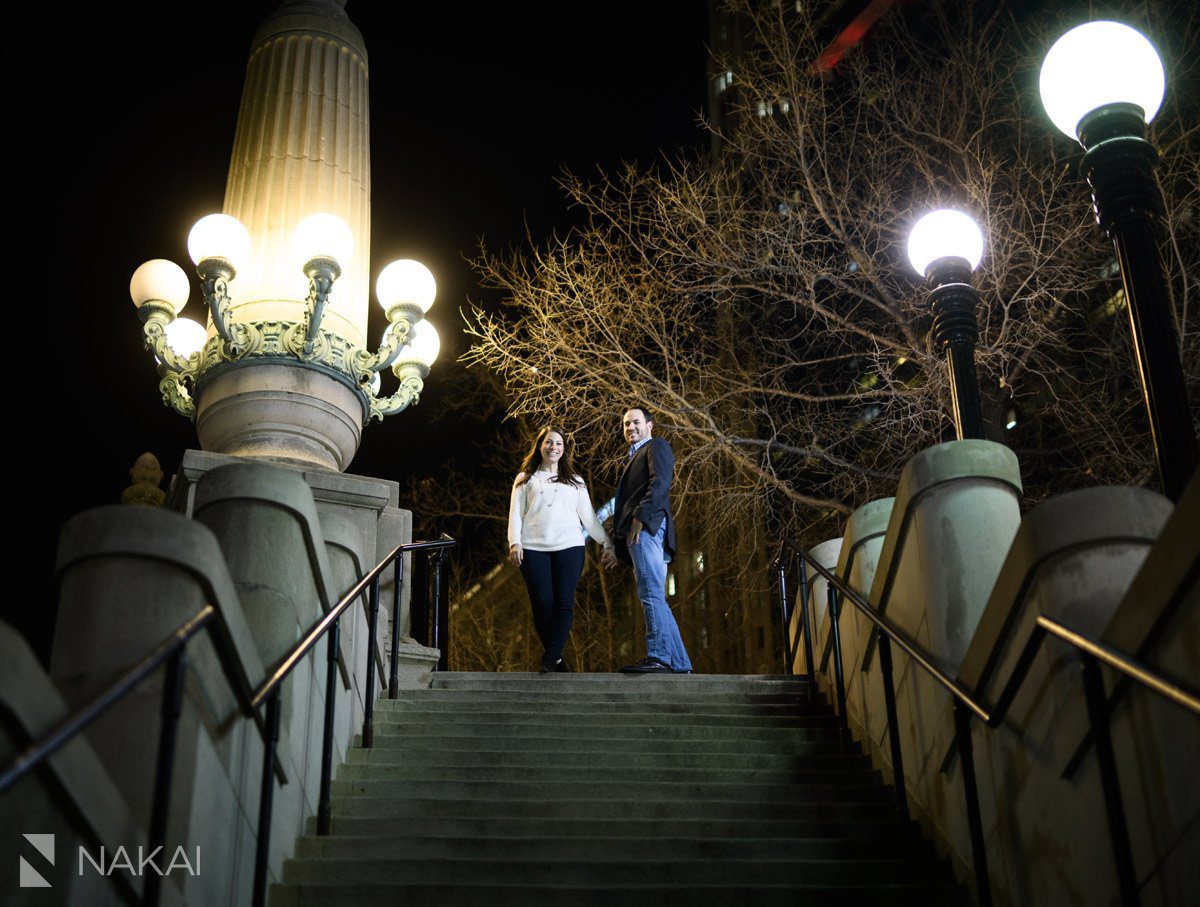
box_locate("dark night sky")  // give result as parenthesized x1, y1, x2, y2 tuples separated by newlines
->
(16, 2, 709, 655)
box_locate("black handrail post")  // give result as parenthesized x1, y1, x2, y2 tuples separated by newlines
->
(798, 565, 816, 703)
(388, 552, 405, 699)
(431, 550, 448, 671)
(1081, 653, 1140, 907)
(252, 690, 282, 907)
(774, 556, 791, 674)
(317, 616, 339, 836)
(876, 634, 909, 821)
(143, 648, 187, 907)
(826, 585, 848, 733)
(362, 576, 382, 748)
(953, 700, 992, 907)
(410, 553, 428, 646)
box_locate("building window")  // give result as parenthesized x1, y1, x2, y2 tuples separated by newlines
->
(667, 573, 676, 596)
(694, 551, 705, 573)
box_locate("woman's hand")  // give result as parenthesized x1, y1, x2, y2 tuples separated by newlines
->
(600, 546, 618, 570)
(509, 543, 524, 566)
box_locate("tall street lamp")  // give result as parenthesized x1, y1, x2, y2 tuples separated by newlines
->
(1040, 20, 1198, 501)
(908, 209, 987, 440)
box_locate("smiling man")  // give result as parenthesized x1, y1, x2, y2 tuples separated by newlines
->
(613, 406, 692, 674)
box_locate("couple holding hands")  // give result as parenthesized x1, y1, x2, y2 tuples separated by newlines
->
(506, 406, 693, 676)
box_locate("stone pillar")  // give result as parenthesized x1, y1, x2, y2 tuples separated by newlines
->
(194, 0, 374, 471)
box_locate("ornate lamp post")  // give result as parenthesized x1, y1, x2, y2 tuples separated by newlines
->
(908, 209, 987, 440)
(130, 214, 440, 462)
(1040, 20, 1197, 501)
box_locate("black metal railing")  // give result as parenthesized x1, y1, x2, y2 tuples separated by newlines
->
(773, 537, 1199, 907)
(1, 535, 455, 907)
(408, 534, 454, 671)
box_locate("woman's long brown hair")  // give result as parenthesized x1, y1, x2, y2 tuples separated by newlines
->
(514, 425, 584, 487)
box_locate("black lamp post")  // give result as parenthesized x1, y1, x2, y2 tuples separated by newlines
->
(909, 210, 987, 441)
(1041, 21, 1198, 501)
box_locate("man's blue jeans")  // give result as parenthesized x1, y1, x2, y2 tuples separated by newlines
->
(630, 522, 692, 671)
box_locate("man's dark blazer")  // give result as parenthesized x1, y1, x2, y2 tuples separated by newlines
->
(613, 437, 677, 566)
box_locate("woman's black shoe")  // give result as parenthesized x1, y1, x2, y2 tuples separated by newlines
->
(555, 659, 571, 673)
(539, 657, 563, 674)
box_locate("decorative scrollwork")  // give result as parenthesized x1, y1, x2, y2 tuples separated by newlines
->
(158, 374, 196, 419)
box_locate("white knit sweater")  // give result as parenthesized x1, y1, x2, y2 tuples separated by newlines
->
(507, 471, 614, 552)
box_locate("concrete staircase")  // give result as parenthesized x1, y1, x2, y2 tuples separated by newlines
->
(271, 673, 963, 906)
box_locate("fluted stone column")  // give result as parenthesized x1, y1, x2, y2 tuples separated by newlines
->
(225, 0, 370, 347)
(195, 0, 372, 471)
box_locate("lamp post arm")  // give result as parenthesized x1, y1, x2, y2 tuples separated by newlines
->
(197, 257, 250, 355)
(300, 257, 341, 356)
(352, 303, 423, 380)
(137, 302, 200, 376)
(368, 362, 427, 421)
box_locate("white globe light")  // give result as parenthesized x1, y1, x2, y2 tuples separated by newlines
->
(907, 210, 985, 276)
(402, 320, 441, 368)
(163, 317, 207, 358)
(130, 259, 190, 313)
(376, 259, 437, 313)
(293, 213, 354, 266)
(1039, 21, 1165, 139)
(187, 214, 251, 267)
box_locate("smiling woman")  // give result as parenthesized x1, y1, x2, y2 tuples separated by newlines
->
(507, 425, 618, 672)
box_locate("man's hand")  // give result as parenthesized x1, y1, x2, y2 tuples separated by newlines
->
(509, 544, 523, 566)
(600, 546, 619, 570)
(627, 517, 644, 549)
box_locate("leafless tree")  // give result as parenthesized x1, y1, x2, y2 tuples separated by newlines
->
(463, 0, 1199, 561)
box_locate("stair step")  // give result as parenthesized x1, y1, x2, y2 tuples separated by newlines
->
(335, 763, 879, 786)
(378, 699, 827, 715)
(329, 796, 899, 821)
(270, 881, 965, 907)
(344, 747, 868, 770)
(374, 710, 834, 728)
(429, 674, 811, 694)
(331, 778, 890, 803)
(365, 723, 842, 741)
(282, 856, 952, 886)
(357, 733, 856, 755)
(379, 691, 823, 707)
(318, 815, 924, 840)
(294, 833, 935, 862)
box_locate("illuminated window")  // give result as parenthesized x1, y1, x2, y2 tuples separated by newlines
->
(694, 551, 705, 573)
(667, 573, 676, 596)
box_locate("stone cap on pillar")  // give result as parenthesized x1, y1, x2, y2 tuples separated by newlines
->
(959, 485, 1173, 695)
(869, 439, 1023, 613)
(55, 504, 267, 705)
(835, 497, 895, 594)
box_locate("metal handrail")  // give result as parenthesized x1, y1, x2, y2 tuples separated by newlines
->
(773, 536, 1198, 907)
(2, 534, 456, 907)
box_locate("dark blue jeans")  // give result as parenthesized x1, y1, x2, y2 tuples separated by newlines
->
(519, 546, 585, 666)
